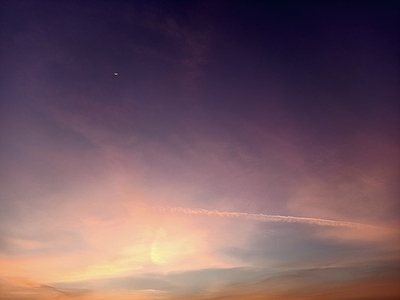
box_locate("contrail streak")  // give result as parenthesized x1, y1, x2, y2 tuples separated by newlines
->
(153, 205, 383, 229)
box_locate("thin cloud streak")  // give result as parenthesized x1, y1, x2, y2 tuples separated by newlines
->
(153, 205, 388, 230)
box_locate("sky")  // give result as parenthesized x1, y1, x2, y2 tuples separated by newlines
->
(0, 1, 399, 299)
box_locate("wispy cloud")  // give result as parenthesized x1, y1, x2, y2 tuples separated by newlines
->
(153, 205, 388, 229)
(0, 276, 91, 299)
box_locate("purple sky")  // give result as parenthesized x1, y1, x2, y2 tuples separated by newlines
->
(1, 1, 399, 299)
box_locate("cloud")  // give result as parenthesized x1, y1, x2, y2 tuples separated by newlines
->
(153, 205, 389, 229)
(0, 276, 91, 299)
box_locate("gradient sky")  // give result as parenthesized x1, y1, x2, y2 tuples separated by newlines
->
(1, 1, 399, 299)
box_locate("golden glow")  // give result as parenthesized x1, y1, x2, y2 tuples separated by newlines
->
(150, 227, 199, 265)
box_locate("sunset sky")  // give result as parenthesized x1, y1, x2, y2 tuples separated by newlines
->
(0, 1, 399, 299)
